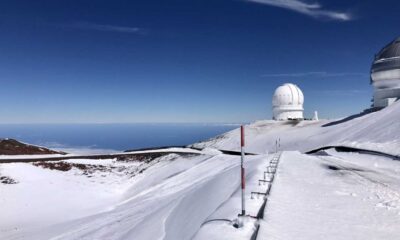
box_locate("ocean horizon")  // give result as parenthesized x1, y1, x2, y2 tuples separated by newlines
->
(0, 123, 239, 154)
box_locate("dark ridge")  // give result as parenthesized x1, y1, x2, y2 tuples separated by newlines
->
(311, 150, 330, 156)
(0, 151, 197, 164)
(0, 138, 65, 155)
(124, 145, 186, 152)
(0, 144, 258, 164)
(125, 146, 259, 156)
(307, 146, 400, 160)
(322, 164, 364, 172)
(189, 146, 258, 156)
(326, 165, 340, 171)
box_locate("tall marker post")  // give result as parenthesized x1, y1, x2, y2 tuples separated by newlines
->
(240, 125, 246, 216)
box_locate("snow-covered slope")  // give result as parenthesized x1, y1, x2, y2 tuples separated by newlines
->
(192, 101, 400, 156)
(2, 101, 400, 240)
(0, 149, 268, 240)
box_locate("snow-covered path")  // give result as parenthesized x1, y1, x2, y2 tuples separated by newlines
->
(257, 151, 400, 240)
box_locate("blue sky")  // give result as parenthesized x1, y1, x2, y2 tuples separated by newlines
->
(0, 0, 399, 123)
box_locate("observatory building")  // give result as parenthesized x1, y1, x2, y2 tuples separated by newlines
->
(371, 37, 400, 108)
(272, 83, 304, 120)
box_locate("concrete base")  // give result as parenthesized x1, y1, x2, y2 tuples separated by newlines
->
(272, 109, 303, 121)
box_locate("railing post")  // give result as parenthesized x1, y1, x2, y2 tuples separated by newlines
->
(240, 125, 246, 216)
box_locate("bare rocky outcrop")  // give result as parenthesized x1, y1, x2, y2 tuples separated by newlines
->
(0, 138, 65, 155)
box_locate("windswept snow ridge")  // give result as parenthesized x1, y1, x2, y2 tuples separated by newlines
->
(193, 101, 400, 156)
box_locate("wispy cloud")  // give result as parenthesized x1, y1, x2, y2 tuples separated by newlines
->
(261, 71, 367, 78)
(246, 0, 352, 21)
(68, 22, 142, 34)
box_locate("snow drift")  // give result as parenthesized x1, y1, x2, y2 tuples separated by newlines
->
(193, 100, 400, 156)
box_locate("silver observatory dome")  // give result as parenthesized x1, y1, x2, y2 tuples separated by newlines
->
(371, 37, 400, 108)
(373, 37, 400, 61)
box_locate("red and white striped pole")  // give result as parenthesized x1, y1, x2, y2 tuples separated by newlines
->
(240, 125, 246, 216)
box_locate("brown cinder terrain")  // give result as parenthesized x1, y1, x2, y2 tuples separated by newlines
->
(0, 138, 65, 155)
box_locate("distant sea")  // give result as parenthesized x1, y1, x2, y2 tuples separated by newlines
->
(0, 123, 238, 153)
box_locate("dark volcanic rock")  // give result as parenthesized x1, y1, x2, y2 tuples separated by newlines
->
(33, 162, 111, 175)
(0, 139, 65, 155)
(0, 175, 18, 184)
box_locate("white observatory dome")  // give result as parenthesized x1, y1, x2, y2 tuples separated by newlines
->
(272, 83, 304, 120)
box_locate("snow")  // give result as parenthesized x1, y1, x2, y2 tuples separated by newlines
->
(0, 159, 137, 232)
(194, 217, 257, 240)
(193, 101, 400, 156)
(0, 151, 268, 240)
(258, 151, 400, 240)
(2, 101, 400, 239)
(119, 147, 203, 155)
(194, 153, 276, 240)
(0, 147, 202, 161)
